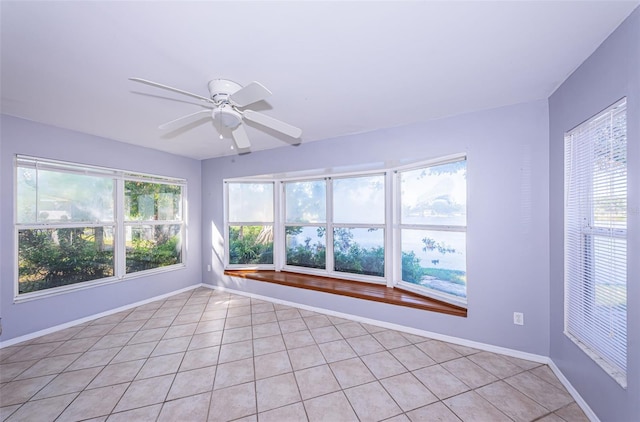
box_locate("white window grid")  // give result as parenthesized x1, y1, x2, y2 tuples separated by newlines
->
(14, 155, 187, 302)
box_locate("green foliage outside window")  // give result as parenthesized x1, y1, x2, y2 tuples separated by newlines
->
(125, 181, 182, 221)
(228, 226, 274, 265)
(334, 245, 385, 277)
(126, 233, 181, 273)
(333, 228, 384, 277)
(285, 226, 326, 269)
(18, 227, 114, 294)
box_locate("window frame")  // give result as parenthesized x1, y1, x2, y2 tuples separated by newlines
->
(563, 98, 627, 387)
(123, 178, 186, 275)
(224, 180, 276, 269)
(281, 177, 330, 275)
(14, 155, 187, 302)
(394, 156, 468, 307)
(330, 173, 388, 281)
(224, 153, 467, 306)
(280, 174, 390, 284)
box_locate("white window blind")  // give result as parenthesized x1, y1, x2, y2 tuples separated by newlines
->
(564, 98, 627, 387)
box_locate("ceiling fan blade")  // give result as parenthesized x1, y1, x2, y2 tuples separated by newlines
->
(243, 109, 302, 139)
(231, 124, 252, 149)
(158, 109, 211, 130)
(229, 81, 272, 107)
(130, 77, 212, 103)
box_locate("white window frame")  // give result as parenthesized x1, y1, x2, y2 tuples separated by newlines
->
(122, 176, 186, 276)
(224, 180, 276, 269)
(279, 173, 389, 283)
(14, 155, 187, 302)
(331, 173, 388, 281)
(564, 98, 627, 387)
(394, 155, 468, 307)
(223, 153, 467, 307)
(281, 177, 331, 276)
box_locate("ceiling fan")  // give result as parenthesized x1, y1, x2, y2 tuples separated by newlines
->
(129, 77, 302, 150)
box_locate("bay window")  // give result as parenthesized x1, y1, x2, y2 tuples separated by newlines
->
(224, 154, 467, 306)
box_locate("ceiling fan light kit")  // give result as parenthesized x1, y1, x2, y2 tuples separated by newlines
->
(212, 105, 242, 129)
(129, 77, 302, 151)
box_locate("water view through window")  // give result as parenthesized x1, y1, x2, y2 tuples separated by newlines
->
(399, 160, 467, 299)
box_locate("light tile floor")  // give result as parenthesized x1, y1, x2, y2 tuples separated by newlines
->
(0, 287, 590, 422)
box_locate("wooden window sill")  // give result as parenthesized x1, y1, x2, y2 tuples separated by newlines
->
(224, 270, 467, 318)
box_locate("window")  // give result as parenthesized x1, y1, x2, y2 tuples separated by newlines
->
(226, 182, 274, 266)
(284, 179, 327, 270)
(397, 159, 467, 304)
(225, 154, 467, 306)
(564, 98, 627, 387)
(281, 175, 387, 279)
(15, 156, 186, 298)
(124, 181, 184, 273)
(332, 175, 386, 278)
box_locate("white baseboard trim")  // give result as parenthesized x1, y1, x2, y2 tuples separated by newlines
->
(207, 282, 598, 421)
(547, 360, 600, 422)
(0, 284, 200, 349)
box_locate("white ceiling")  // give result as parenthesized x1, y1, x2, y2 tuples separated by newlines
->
(1, 1, 638, 160)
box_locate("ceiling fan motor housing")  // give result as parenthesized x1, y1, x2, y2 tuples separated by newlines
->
(208, 79, 242, 103)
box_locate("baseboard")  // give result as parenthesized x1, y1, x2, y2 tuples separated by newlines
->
(0, 284, 200, 348)
(547, 360, 600, 422)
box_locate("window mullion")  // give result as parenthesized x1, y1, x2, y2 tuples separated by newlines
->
(393, 170, 402, 287)
(274, 181, 283, 271)
(223, 181, 230, 268)
(326, 177, 334, 274)
(115, 178, 125, 279)
(386, 171, 395, 287)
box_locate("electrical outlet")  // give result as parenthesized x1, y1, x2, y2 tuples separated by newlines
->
(207, 265, 211, 272)
(513, 312, 524, 325)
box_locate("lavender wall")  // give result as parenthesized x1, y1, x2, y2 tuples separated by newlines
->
(549, 8, 639, 421)
(202, 99, 551, 355)
(0, 115, 202, 342)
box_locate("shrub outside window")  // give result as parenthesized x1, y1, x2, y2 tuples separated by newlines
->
(15, 156, 186, 298)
